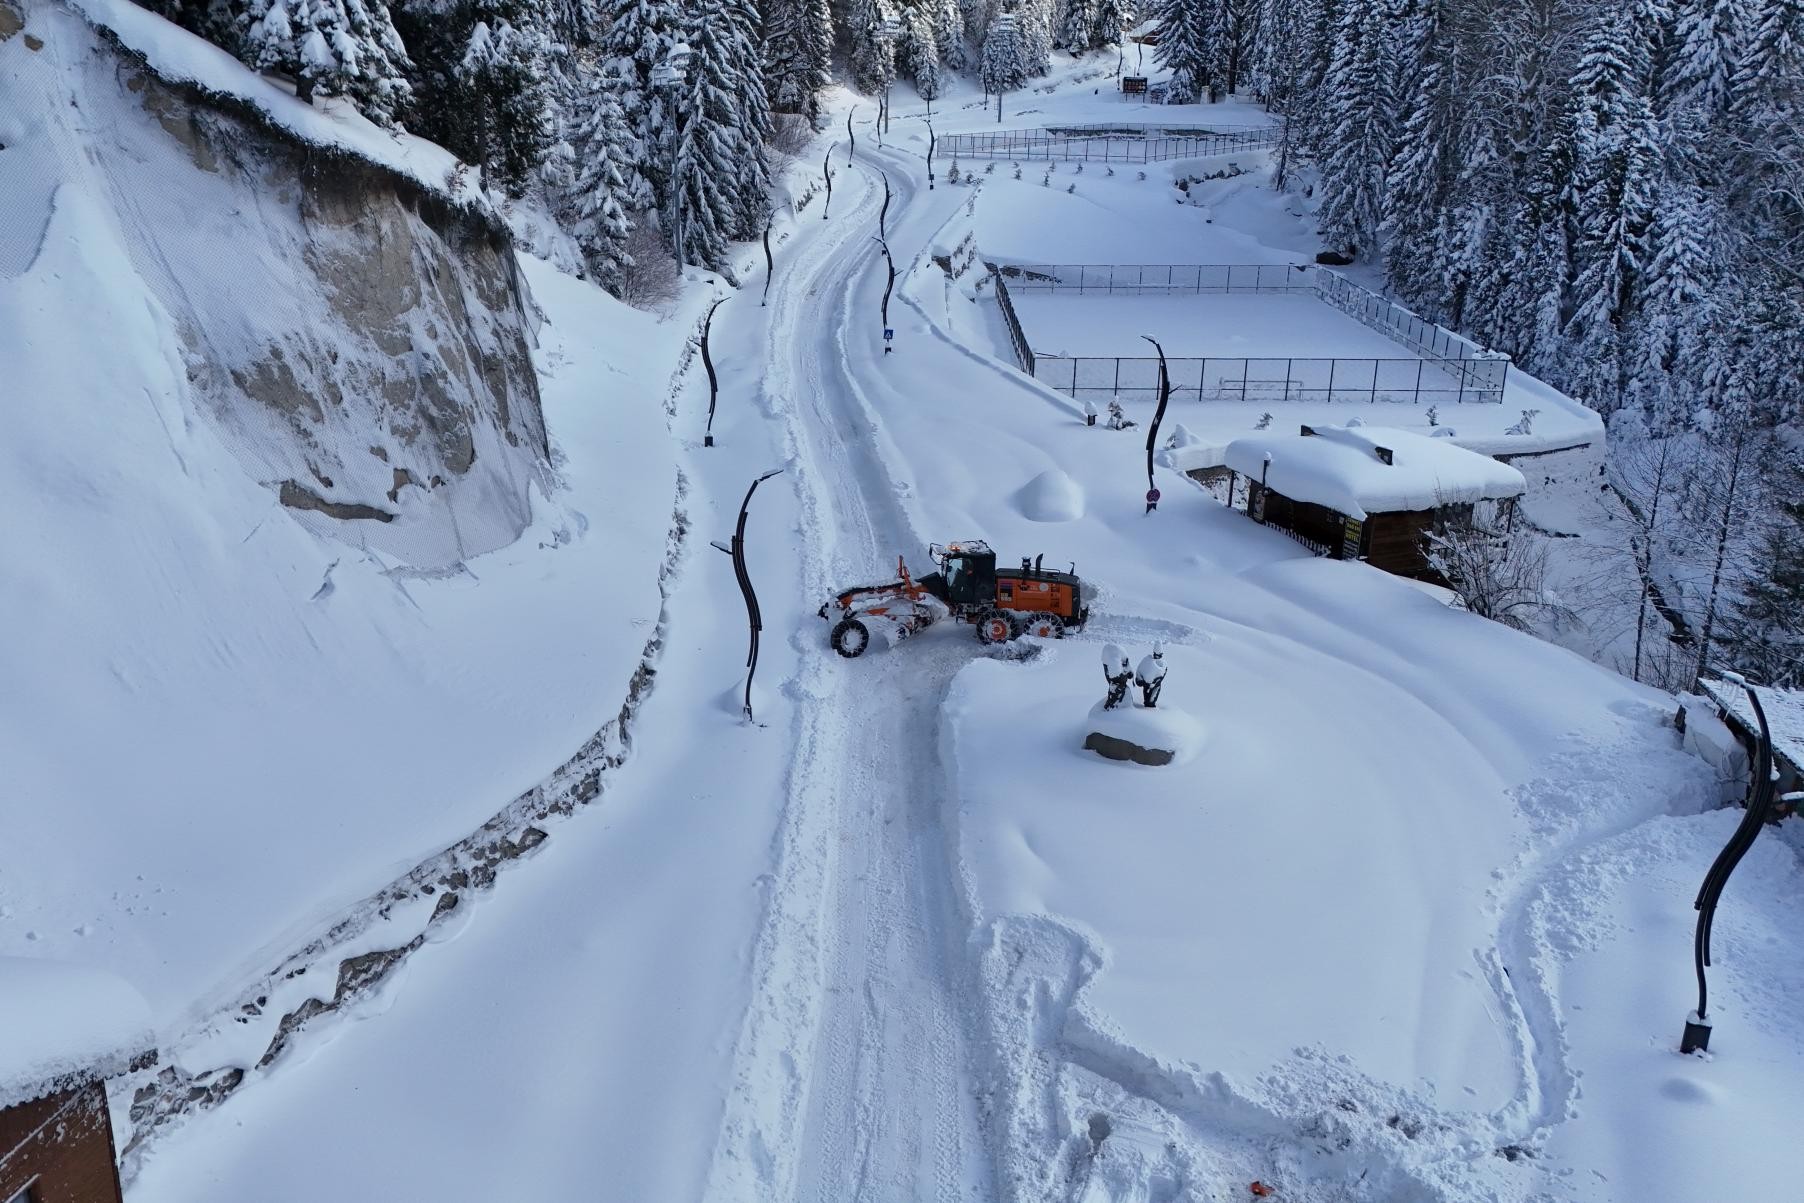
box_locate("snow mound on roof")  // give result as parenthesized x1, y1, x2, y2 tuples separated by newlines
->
(0, 957, 152, 1108)
(1224, 424, 1526, 519)
(1013, 468, 1087, 523)
(1084, 701, 1206, 765)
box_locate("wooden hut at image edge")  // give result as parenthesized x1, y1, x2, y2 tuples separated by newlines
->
(1221, 425, 1528, 580)
(1, 959, 155, 1203)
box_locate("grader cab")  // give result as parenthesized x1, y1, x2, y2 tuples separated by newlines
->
(821, 539, 1090, 658)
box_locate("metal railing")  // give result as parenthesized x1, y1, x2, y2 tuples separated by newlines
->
(989, 261, 1511, 402)
(942, 127, 1278, 164)
(989, 267, 1035, 375)
(1031, 355, 1506, 405)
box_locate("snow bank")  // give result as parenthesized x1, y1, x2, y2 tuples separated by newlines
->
(1225, 424, 1526, 518)
(1678, 692, 1752, 805)
(0, 956, 153, 1108)
(1012, 468, 1086, 522)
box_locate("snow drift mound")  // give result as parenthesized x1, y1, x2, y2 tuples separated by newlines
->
(1083, 702, 1206, 766)
(1012, 468, 1086, 523)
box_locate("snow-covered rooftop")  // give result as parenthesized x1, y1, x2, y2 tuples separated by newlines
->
(0, 957, 154, 1109)
(1701, 678, 1804, 774)
(1223, 424, 1527, 520)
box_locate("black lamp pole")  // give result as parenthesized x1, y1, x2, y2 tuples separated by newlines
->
(822, 150, 834, 220)
(701, 296, 727, 447)
(847, 108, 856, 164)
(762, 220, 774, 306)
(879, 171, 891, 241)
(927, 126, 936, 190)
(1683, 677, 1779, 1053)
(1142, 334, 1171, 512)
(713, 469, 784, 724)
(874, 236, 896, 353)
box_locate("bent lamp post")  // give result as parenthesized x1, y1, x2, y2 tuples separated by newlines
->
(701, 296, 727, 447)
(1142, 334, 1171, 512)
(874, 236, 896, 353)
(1683, 674, 1779, 1053)
(712, 469, 784, 724)
(822, 150, 835, 220)
(762, 220, 774, 306)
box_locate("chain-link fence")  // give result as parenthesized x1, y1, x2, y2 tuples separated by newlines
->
(942, 127, 1279, 164)
(989, 262, 1510, 403)
(1031, 355, 1507, 406)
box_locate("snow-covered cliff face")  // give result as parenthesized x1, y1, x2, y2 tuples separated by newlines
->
(1, 0, 546, 567)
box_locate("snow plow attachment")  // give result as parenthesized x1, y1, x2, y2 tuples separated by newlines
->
(819, 556, 946, 657)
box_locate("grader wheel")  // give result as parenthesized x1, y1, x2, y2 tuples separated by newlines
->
(831, 617, 872, 658)
(975, 609, 1020, 645)
(1021, 612, 1065, 639)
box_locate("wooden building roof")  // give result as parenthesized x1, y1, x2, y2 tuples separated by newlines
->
(1224, 424, 1526, 520)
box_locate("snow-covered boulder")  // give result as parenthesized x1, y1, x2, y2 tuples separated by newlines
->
(1082, 701, 1205, 767)
(1013, 468, 1087, 523)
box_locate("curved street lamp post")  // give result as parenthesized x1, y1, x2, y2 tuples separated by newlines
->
(700, 296, 727, 447)
(713, 469, 785, 724)
(1683, 675, 1782, 1053)
(1142, 334, 1172, 512)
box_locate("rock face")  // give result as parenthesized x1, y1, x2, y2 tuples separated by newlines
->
(11, 5, 548, 566)
(1083, 730, 1176, 766)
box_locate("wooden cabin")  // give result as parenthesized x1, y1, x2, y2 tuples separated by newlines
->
(1, 960, 154, 1203)
(1221, 424, 1528, 581)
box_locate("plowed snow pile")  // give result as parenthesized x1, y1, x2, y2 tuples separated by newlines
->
(1014, 468, 1087, 522)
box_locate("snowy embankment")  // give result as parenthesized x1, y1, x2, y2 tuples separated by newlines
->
(840, 103, 1804, 1200)
(0, 0, 680, 1151)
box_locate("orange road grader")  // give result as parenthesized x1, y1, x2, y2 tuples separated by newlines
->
(819, 540, 1091, 658)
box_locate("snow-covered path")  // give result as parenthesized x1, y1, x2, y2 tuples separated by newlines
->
(702, 133, 994, 1202)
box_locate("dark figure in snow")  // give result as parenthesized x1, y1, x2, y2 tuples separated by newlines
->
(1101, 644, 1133, 710)
(1135, 643, 1167, 708)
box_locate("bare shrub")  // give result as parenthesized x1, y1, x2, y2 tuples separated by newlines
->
(769, 113, 814, 160)
(613, 221, 681, 311)
(1428, 505, 1570, 633)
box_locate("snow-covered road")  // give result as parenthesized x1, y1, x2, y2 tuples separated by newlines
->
(703, 131, 995, 1203)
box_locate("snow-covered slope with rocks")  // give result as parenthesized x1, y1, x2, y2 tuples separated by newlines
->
(0, 0, 676, 1063)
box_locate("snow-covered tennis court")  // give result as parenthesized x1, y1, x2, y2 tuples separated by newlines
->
(1011, 291, 1426, 362)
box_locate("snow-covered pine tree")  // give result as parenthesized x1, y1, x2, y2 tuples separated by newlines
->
(1152, 0, 1217, 103)
(1056, 0, 1096, 50)
(766, 0, 835, 117)
(1721, 454, 1804, 687)
(144, 0, 242, 50)
(1090, 0, 1129, 51)
(980, 5, 1029, 99)
(1380, 0, 1454, 303)
(1314, 0, 1392, 256)
(1018, 0, 1053, 72)
(457, 0, 556, 194)
(239, 0, 413, 122)
(668, 0, 746, 268)
(1561, 11, 1663, 405)
(566, 62, 638, 288)
(899, 2, 947, 101)
(600, 0, 679, 210)
(1662, 0, 1749, 118)
(727, 0, 775, 240)
(848, 0, 901, 93)
(930, 0, 969, 70)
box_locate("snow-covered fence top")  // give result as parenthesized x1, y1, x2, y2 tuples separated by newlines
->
(941, 126, 1278, 164)
(991, 263, 1510, 403)
(1224, 425, 1526, 520)
(1, 957, 154, 1109)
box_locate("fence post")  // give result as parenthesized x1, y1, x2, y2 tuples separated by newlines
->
(1284, 358, 1293, 401)
(1199, 357, 1208, 399)
(1414, 359, 1424, 404)
(1327, 358, 1336, 403)
(1457, 361, 1467, 404)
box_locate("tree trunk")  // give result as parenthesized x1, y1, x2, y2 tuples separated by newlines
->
(1692, 425, 1750, 690)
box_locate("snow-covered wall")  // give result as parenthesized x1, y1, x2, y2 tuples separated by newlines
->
(3, 0, 547, 567)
